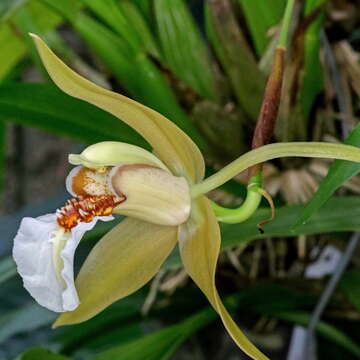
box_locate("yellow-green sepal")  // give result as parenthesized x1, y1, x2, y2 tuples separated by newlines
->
(53, 218, 178, 327)
(30, 33, 205, 183)
(178, 197, 269, 360)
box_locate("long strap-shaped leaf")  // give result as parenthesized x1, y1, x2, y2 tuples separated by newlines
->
(0, 83, 146, 146)
(293, 123, 360, 228)
(238, 0, 286, 55)
(155, 0, 217, 101)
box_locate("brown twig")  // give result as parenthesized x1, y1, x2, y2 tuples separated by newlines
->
(249, 4, 324, 179)
(249, 47, 286, 178)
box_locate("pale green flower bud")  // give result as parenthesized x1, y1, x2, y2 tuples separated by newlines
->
(68, 141, 169, 172)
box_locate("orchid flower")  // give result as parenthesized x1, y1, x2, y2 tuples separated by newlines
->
(12, 35, 360, 360)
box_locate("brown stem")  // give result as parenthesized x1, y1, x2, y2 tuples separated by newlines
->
(249, 5, 323, 161)
(249, 47, 285, 178)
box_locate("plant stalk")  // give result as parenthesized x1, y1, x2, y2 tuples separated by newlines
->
(210, 0, 297, 223)
(192, 142, 360, 198)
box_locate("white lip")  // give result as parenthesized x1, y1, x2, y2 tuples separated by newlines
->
(13, 213, 114, 312)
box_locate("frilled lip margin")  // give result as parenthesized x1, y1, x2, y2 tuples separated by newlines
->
(13, 214, 113, 312)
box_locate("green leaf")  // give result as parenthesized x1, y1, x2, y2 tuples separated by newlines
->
(222, 196, 360, 247)
(0, 0, 29, 21)
(71, 13, 138, 90)
(340, 270, 360, 312)
(0, 121, 5, 194)
(95, 306, 216, 360)
(0, 304, 56, 344)
(16, 348, 70, 360)
(91, 283, 355, 359)
(132, 0, 152, 21)
(0, 83, 147, 146)
(95, 325, 185, 360)
(155, 0, 218, 101)
(25, 0, 63, 32)
(40, 0, 82, 22)
(0, 0, 63, 81)
(238, 0, 286, 55)
(229, 283, 316, 314)
(0, 256, 16, 284)
(192, 101, 248, 158)
(70, 13, 206, 149)
(13, 5, 47, 75)
(118, 0, 160, 58)
(82, 0, 160, 58)
(206, 1, 265, 119)
(293, 123, 360, 228)
(270, 311, 360, 357)
(165, 196, 360, 269)
(53, 291, 145, 352)
(0, 24, 27, 81)
(301, 0, 328, 118)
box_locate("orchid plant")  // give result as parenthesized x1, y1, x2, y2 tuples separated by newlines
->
(12, 20, 360, 360)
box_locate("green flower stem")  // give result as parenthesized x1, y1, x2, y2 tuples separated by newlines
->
(208, 0, 301, 224)
(192, 142, 360, 198)
(278, 0, 296, 49)
(211, 175, 262, 224)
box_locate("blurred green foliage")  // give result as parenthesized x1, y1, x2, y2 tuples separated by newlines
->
(238, 0, 286, 55)
(1, 0, 360, 359)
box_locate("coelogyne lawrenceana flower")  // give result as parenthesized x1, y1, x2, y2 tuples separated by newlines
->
(11, 34, 267, 360)
(13, 35, 360, 360)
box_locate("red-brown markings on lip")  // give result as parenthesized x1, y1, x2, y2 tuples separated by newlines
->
(56, 195, 125, 231)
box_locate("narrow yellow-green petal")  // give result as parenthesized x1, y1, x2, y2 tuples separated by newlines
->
(69, 141, 170, 172)
(53, 218, 177, 327)
(178, 197, 268, 360)
(30, 34, 205, 182)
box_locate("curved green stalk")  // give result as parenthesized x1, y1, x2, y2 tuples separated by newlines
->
(209, 0, 297, 224)
(192, 142, 360, 197)
(211, 175, 262, 224)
